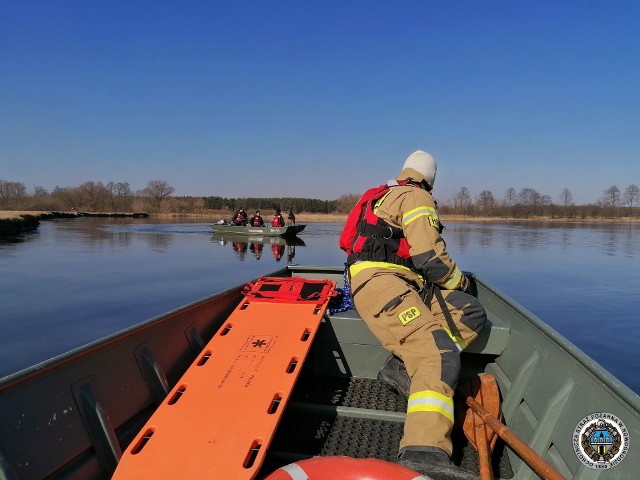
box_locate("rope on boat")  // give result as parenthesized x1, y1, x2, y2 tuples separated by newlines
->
(328, 267, 355, 314)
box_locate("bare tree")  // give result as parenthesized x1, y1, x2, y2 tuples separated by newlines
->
(116, 182, 133, 211)
(452, 186, 472, 213)
(0, 180, 27, 207)
(33, 185, 49, 198)
(518, 187, 542, 217)
(601, 185, 621, 208)
(477, 190, 495, 215)
(140, 180, 175, 212)
(104, 181, 133, 211)
(503, 187, 517, 208)
(336, 193, 361, 213)
(52, 186, 82, 210)
(78, 181, 109, 211)
(106, 181, 117, 211)
(623, 184, 639, 214)
(559, 188, 574, 207)
(599, 185, 621, 218)
(2, 181, 24, 208)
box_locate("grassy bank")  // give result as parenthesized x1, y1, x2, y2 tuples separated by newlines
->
(0, 212, 42, 236)
(0, 211, 50, 220)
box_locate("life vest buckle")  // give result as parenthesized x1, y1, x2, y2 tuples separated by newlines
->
(372, 227, 393, 239)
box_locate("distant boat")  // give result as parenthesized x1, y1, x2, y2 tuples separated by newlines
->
(211, 223, 305, 237)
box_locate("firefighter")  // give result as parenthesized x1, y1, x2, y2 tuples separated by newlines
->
(249, 210, 265, 227)
(272, 208, 285, 227)
(231, 207, 248, 226)
(340, 150, 486, 480)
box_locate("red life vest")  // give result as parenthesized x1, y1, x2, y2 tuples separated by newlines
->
(339, 180, 418, 267)
(252, 216, 262, 226)
(272, 214, 283, 227)
(234, 212, 245, 223)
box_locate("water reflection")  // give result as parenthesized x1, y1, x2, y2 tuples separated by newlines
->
(446, 221, 640, 258)
(0, 233, 32, 245)
(44, 218, 181, 252)
(211, 233, 305, 263)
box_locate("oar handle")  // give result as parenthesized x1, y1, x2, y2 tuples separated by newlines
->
(474, 421, 494, 480)
(466, 397, 565, 480)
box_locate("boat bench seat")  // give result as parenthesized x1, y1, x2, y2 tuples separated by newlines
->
(325, 308, 509, 356)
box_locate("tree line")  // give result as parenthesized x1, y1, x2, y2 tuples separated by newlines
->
(0, 179, 176, 213)
(203, 196, 336, 214)
(438, 184, 639, 219)
(1, 178, 638, 219)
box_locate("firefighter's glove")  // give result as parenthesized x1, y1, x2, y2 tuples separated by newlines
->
(460, 275, 469, 292)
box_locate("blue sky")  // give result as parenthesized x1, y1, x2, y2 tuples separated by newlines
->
(1, 1, 639, 205)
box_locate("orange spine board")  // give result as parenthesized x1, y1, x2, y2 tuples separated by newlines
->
(113, 277, 336, 480)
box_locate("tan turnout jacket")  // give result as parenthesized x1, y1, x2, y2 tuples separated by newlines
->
(349, 167, 464, 293)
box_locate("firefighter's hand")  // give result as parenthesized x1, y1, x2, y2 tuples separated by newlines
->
(460, 275, 469, 292)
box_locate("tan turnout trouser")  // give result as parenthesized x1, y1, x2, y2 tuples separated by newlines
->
(351, 271, 486, 455)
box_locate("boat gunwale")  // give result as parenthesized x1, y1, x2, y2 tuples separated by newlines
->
(471, 272, 640, 414)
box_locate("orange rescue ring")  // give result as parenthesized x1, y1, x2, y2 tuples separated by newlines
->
(264, 456, 428, 480)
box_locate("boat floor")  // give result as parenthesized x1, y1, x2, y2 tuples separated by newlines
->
(258, 373, 515, 479)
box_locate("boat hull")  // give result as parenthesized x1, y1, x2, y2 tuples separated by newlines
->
(0, 266, 638, 479)
(211, 224, 305, 237)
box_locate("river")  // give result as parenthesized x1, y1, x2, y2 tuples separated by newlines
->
(1, 217, 638, 394)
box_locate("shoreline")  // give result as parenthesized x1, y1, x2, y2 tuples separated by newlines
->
(0, 211, 149, 237)
(2, 210, 639, 238)
(149, 212, 640, 224)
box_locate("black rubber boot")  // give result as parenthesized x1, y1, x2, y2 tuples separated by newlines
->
(398, 448, 478, 480)
(377, 355, 410, 399)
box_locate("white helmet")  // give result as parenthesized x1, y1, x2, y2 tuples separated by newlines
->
(402, 150, 437, 188)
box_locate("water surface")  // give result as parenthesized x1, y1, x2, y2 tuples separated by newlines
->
(1, 218, 638, 393)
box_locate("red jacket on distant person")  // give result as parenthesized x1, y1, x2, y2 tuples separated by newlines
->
(232, 208, 248, 226)
(272, 210, 285, 227)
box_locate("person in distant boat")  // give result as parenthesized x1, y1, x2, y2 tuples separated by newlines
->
(339, 150, 486, 480)
(287, 207, 296, 225)
(249, 210, 265, 227)
(231, 207, 248, 226)
(272, 208, 286, 227)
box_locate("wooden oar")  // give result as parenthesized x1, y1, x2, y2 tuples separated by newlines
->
(460, 374, 501, 480)
(466, 396, 565, 480)
(474, 417, 493, 480)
